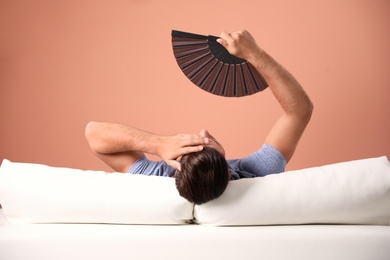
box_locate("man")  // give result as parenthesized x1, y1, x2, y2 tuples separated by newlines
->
(85, 30, 313, 204)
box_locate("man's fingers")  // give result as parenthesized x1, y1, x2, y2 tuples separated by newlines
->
(216, 38, 228, 48)
(184, 145, 204, 154)
(179, 134, 208, 146)
(166, 160, 181, 171)
(218, 32, 233, 48)
(220, 31, 233, 42)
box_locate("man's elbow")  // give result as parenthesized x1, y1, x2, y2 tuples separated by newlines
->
(292, 96, 313, 124)
(302, 99, 314, 123)
(85, 121, 96, 140)
(84, 121, 102, 153)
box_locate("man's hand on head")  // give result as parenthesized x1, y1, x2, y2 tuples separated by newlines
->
(156, 134, 209, 170)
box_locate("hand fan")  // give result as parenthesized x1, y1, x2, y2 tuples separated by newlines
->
(171, 30, 268, 97)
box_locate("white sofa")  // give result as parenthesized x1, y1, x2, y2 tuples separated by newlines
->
(1, 156, 389, 260)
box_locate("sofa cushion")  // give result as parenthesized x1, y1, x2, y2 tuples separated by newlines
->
(194, 156, 390, 226)
(0, 159, 193, 224)
(1, 157, 389, 226)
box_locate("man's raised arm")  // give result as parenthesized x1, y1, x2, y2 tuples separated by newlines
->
(218, 30, 313, 162)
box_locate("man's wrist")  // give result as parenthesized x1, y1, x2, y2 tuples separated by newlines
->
(149, 134, 163, 156)
(245, 45, 263, 64)
(248, 49, 280, 80)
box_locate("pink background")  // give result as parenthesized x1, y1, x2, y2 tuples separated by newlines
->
(1, 0, 389, 172)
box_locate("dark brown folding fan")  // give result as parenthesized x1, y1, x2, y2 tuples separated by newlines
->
(171, 30, 268, 97)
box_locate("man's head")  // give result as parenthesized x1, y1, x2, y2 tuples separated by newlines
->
(175, 130, 229, 205)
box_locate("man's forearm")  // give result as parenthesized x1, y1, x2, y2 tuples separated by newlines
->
(85, 121, 207, 170)
(248, 50, 313, 118)
(85, 121, 159, 155)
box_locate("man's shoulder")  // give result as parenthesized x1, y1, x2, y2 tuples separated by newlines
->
(128, 157, 175, 177)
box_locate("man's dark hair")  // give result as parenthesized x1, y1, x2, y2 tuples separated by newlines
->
(175, 146, 229, 205)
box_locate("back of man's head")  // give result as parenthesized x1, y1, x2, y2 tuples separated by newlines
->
(175, 146, 229, 205)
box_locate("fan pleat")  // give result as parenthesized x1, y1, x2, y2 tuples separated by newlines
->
(173, 44, 209, 58)
(192, 58, 219, 87)
(225, 64, 236, 97)
(183, 55, 214, 79)
(172, 36, 207, 46)
(235, 65, 246, 96)
(201, 61, 224, 94)
(176, 49, 210, 69)
(213, 64, 230, 96)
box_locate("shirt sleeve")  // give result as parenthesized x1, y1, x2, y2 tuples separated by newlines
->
(127, 156, 175, 177)
(234, 144, 286, 177)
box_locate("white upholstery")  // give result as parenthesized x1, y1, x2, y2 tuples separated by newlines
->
(0, 159, 193, 224)
(1, 157, 390, 260)
(1, 156, 389, 226)
(195, 156, 390, 226)
(1, 207, 390, 260)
